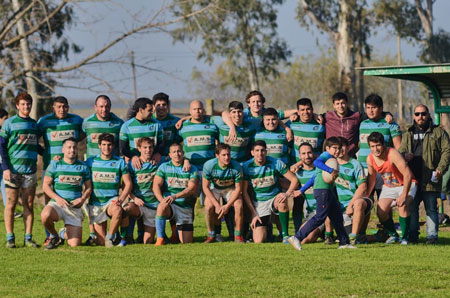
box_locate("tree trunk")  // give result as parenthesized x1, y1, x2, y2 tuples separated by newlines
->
(12, 0, 39, 120)
(241, 15, 259, 91)
(397, 35, 403, 122)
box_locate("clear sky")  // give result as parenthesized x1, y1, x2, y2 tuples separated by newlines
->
(55, 0, 450, 104)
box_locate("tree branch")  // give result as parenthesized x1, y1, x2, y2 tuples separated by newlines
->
(415, 0, 432, 40)
(300, 0, 338, 40)
(0, 0, 39, 44)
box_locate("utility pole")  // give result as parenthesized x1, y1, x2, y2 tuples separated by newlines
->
(12, 0, 39, 120)
(397, 35, 403, 122)
(130, 51, 137, 100)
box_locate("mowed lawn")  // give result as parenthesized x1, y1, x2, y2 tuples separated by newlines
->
(1, 204, 450, 297)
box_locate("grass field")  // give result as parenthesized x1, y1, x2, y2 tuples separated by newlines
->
(1, 204, 450, 297)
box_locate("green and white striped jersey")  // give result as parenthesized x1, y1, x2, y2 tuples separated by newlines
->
(82, 113, 123, 158)
(119, 117, 164, 157)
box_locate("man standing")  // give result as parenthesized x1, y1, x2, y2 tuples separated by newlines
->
(83, 95, 123, 158)
(86, 133, 132, 247)
(152, 92, 180, 157)
(242, 141, 299, 243)
(41, 137, 92, 249)
(153, 143, 199, 245)
(399, 104, 450, 244)
(0, 93, 40, 248)
(367, 132, 415, 245)
(0, 108, 9, 208)
(203, 143, 244, 243)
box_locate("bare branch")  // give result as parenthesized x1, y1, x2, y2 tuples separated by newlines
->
(300, 0, 338, 40)
(0, 0, 39, 43)
(415, 0, 432, 40)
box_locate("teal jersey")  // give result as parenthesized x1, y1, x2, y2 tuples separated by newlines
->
(243, 156, 288, 202)
(358, 118, 401, 168)
(45, 159, 91, 202)
(152, 113, 181, 156)
(313, 152, 334, 190)
(119, 117, 164, 157)
(295, 168, 316, 213)
(254, 126, 290, 164)
(129, 160, 159, 209)
(38, 113, 84, 170)
(203, 158, 243, 190)
(335, 158, 366, 210)
(85, 155, 128, 205)
(155, 161, 199, 208)
(212, 116, 258, 163)
(178, 118, 218, 171)
(287, 119, 325, 163)
(82, 113, 124, 158)
(0, 115, 38, 174)
(243, 107, 285, 128)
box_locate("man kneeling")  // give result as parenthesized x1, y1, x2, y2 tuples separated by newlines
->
(41, 137, 92, 249)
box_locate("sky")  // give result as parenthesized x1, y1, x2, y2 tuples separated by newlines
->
(54, 0, 450, 105)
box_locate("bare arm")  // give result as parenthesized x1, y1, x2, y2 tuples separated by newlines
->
(175, 115, 190, 130)
(174, 178, 199, 200)
(392, 135, 402, 150)
(366, 160, 376, 197)
(283, 170, 300, 198)
(242, 180, 257, 217)
(202, 177, 221, 210)
(152, 175, 165, 202)
(43, 176, 69, 208)
(346, 182, 367, 216)
(221, 110, 237, 142)
(72, 180, 93, 208)
(118, 173, 133, 204)
(390, 149, 412, 206)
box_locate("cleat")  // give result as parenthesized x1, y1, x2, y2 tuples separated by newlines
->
(58, 228, 66, 246)
(45, 236, 61, 250)
(426, 237, 438, 245)
(234, 235, 245, 243)
(14, 212, 23, 219)
(215, 234, 225, 242)
(84, 235, 96, 246)
(338, 244, 357, 249)
(324, 235, 335, 245)
(105, 238, 114, 248)
(204, 236, 216, 243)
(24, 239, 40, 248)
(400, 239, 408, 246)
(125, 236, 134, 245)
(282, 236, 290, 245)
(43, 237, 51, 247)
(117, 239, 127, 247)
(6, 239, 16, 249)
(155, 237, 164, 246)
(287, 236, 302, 251)
(385, 236, 400, 244)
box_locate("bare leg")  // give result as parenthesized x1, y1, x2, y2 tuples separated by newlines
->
(40, 205, 60, 235)
(4, 188, 19, 235)
(21, 186, 36, 235)
(66, 225, 82, 247)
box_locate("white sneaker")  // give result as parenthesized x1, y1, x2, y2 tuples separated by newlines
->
(400, 239, 408, 246)
(338, 244, 357, 249)
(105, 238, 114, 248)
(287, 236, 302, 251)
(215, 234, 225, 242)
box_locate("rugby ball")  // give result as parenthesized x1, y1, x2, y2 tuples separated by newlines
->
(322, 158, 339, 184)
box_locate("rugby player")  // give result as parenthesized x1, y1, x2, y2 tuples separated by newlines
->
(203, 143, 244, 243)
(152, 92, 180, 156)
(153, 143, 199, 245)
(41, 137, 92, 249)
(86, 133, 132, 247)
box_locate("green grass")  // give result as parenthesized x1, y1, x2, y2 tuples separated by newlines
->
(1, 205, 450, 297)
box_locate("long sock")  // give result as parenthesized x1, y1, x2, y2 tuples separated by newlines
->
(89, 232, 96, 238)
(6, 233, 15, 241)
(120, 227, 128, 239)
(155, 216, 166, 238)
(382, 217, 398, 237)
(399, 216, 410, 240)
(25, 233, 32, 241)
(45, 229, 50, 238)
(234, 229, 241, 236)
(214, 224, 221, 235)
(127, 217, 136, 238)
(349, 233, 356, 240)
(292, 210, 303, 233)
(106, 233, 113, 240)
(59, 229, 65, 240)
(278, 211, 289, 237)
(325, 231, 333, 238)
(208, 230, 216, 238)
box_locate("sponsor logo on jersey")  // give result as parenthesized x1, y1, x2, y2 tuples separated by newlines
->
(59, 175, 83, 185)
(277, 134, 285, 139)
(167, 177, 189, 188)
(294, 136, 318, 148)
(90, 133, 102, 143)
(213, 178, 235, 187)
(359, 133, 369, 143)
(17, 134, 37, 145)
(335, 177, 351, 190)
(267, 144, 283, 154)
(137, 172, 156, 183)
(225, 136, 249, 147)
(313, 126, 319, 131)
(251, 176, 275, 188)
(186, 135, 212, 146)
(50, 130, 76, 142)
(93, 171, 117, 183)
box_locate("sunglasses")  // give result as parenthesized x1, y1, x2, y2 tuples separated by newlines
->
(414, 112, 428, 117)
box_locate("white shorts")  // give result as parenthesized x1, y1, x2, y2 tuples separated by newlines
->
(5, 173, 37, 189)
(48, 201, 84, 227)
(211, 187, 235, 204)
(379, 183, 418, 202)
(139, 206, 157, 228)
(88, 200, 114, 225)
(253, 197, 277, 218)
(170, 204, 193, 226)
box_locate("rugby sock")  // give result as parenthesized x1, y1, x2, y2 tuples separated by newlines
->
(208, 231, 216, 238)
(45, 229, 50, 238)
(24, 233, 32, 241)
(381, 217, 398, 237)
(127, 217, 136, 238)
(120, 227, 128, 239)
(214, 225, 221, 235)
(6, 233, 14, 241)
(349, 233, 356, 240)
(89, 232, 96, 239)
(278, 211, 289, 237)
(106, 233, 113, 240)
(325, 231, 333, 238)
(59, 229, 65, 240)
(155, 216, 166, 238)
(292, 210, 303, 233)
(399, 216, 410, 240)
(234, 229, 241, 236)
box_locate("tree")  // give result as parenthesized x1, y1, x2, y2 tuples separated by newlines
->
(171, 0, 291, 91)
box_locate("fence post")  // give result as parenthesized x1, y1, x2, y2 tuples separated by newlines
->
(206, 98, 214, 115)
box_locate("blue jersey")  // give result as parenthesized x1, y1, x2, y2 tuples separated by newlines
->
(254, 126, 290, 164)
(335, 158, 366, 210)
(82, 113, 123, 158)
(152, 113, 181, 156)
(243, 107, 284, 128)
(119, 117, 164, 157)
(287, 119, 325, 163)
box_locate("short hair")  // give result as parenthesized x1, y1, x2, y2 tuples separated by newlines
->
(338, 136, 349, 147)
(0, 108, 7, 118)
(62, 137, 77, 145)
(299, 142, 313, 151)
(136, 137, 155, 148)
(262, 107, 278, 118)
(215, 143, 231, 155)
(245, 90, 265, 104)
(228, 101, 243, 111)
(133, 97, 152, 111)
(332, 92, 348, 103)
(98, 133, 115, 145)
(252, 140, 267, 150)
(414, 104, 429, 113)
(15, 92, 33, 105)
(169, 142, 183, 151)
(53, 96, 68, 105)
(364, 93, 383, 108)
(152, 92, 169, 104)
(297, 98, 313, 109)
(367, 132, 385, 146)
(324, 136, 341, 148)
(95, 95, 111, 106)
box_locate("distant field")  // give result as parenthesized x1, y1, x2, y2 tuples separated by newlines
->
(1, 204, 450, 297)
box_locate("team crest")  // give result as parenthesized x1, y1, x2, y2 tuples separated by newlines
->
(313, 126, 319, 131)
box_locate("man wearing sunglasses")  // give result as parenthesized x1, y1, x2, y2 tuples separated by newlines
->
(399, 104, 450, 244)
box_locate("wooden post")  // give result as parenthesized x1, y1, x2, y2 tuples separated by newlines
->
(205, 98, 214, 115)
